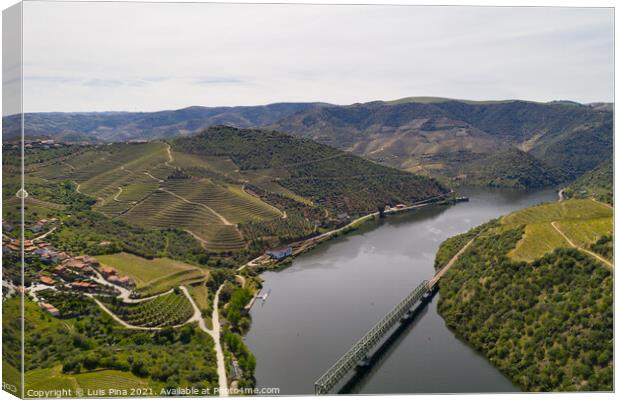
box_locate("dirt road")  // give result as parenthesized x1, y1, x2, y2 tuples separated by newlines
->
(551, 221, 613, 269)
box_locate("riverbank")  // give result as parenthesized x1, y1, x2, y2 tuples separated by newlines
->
(244, 188, 557, 394)
(240, 194, 464, 276)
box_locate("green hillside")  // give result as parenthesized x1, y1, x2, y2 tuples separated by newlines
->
(3, 103, 318, 141)
(11, 127, 447, 262)
(271, 99, 612, 184)
(172, 126, 448, 216)
(5, 295, 218, 393)
(458, 147, 566, 189)
(564, 159, 613, 204)
(436, 199, 613, 391)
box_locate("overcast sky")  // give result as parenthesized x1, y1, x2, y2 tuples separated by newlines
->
(9, 2, 615, 113)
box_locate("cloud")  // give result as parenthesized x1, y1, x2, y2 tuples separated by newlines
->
(20, 2, 613, 112)
(194, 77, 247, 85)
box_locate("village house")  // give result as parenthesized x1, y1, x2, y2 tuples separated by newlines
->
(30, 221, 45, 233)
(6, 243, 20, 252)
(266, 246, 293, 260)
(34, 248, 60, 264)
(41, 303, 60, 317)
(39, 276, 55, 285)
(75, 255, 99, 266)
(71, 281, 99, 291)
(101, 266, 117, 277)
(117, 275, 134, 288)
(103, 273, 134, 288)
(63, 258, 95, 275)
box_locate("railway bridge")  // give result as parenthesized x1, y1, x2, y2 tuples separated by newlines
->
(314, 237, 476, 395)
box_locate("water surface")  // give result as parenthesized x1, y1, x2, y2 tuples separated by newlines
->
(245, 188, 557, 394)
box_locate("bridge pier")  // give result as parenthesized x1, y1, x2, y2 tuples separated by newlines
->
(356, 356, 370, 370)
(400, 310, 413, 322)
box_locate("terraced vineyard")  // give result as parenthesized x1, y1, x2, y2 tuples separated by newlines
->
(19, 131, 447, 257)
(170, 151, 245, 181)
(119, 190, 247, 252)
(163, 178, 282, 223)
(24, 141, 285, 252)
(100, 291, 194, 328)
(504, 199, 613, 262)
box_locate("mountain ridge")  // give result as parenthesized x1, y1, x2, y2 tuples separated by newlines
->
(4, 97, 612, 188)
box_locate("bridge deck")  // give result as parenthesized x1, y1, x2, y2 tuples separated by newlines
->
(314, 280, 430, 395)
(314, 237, 477, 395)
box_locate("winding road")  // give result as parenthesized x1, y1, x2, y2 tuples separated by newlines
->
(550, 221, 613, 269)
(180, 284, 229, 396)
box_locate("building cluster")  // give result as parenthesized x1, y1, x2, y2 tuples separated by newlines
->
(265, 246, 293, 261)
(29, 217, 58, 233)
(100, 266, 135, 288)
(40, 255, 102, 290)
(2, 232, 126, 315)
(3, 237, 70, 265)
(3, 139, 92, 151)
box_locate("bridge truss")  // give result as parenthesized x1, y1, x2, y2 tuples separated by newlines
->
(314, 280, 430, 395)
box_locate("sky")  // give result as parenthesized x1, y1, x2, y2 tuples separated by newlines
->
(5, 2, 615, 114)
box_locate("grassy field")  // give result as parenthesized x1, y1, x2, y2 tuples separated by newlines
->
(508, 222, 567, 262)
(503, 199, 611, 225)
(95, 252, 206, 292)
(2, 361, 22, 397)
(504, 199, 613, 262)
(554, 217, 613, 248)
(186, 284, 211, 315)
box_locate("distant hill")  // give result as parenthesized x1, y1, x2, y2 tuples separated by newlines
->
(4, 97, 612, 187)
(271, 99, 613, 182)
(2, 103, 320, 142)
(458, 147, 566, 189)
(565, 158, 613, 204)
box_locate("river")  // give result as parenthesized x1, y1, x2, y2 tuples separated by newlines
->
(244, 188, 558, 395)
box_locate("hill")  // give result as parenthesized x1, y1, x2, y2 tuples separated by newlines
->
(171, 126, 448, 215)
(435, 199, 613, 391)
(457, 147, 566, 189)
(13, 127, 447, 261)
(2, 103, 319, 142)
(564, 159, 613, 204)
(271, 99, 612, 183)
(5, 97, 611, 188)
